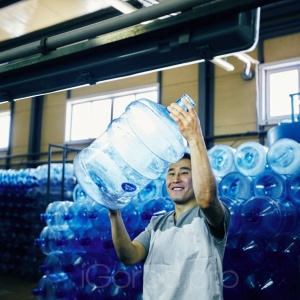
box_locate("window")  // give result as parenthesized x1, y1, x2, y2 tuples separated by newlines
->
(257, 57, 300, 125)
(0, 111, 10, 149)
(65, 85, 159, 143)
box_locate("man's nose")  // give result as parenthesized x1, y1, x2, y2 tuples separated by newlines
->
(173, 174, 181, 182)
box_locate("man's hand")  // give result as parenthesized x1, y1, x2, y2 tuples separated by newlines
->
(167, 97, 202, 144)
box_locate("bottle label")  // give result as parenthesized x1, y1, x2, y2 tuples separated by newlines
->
(121, 182, 137, 192)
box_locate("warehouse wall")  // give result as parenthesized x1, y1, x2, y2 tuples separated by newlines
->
(0, 32, 300, 165)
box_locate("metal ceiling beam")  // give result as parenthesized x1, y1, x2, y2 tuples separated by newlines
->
(0, 0, 282, 64)
(0, 0, 289, 101)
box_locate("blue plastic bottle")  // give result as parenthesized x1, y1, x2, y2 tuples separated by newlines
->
(32, 274, 79, 300)
(219, 197, 242, 235)
(208, 144, 236, 178)
(267, 138, 300, 175)
(253, 170, 286, 199)
(34, 226, 77, 255)
(67, 201, 94, 234)
(243, 270, 293, 300)
(219, 172, 252, 200)
(287, 171, 300, 205)
(265, 233, 300, 275)
(120, 201, 141, 233)
(40, 201, 72, 232)
(234, 141, 267, 176)
(225, 233, 266, 272)
(140, 197, 174, 229)
(137, 178, 168, 203)
(73, 94, 195, 210)
(240, 197, 297, 237)
(90, 202, 111, 232)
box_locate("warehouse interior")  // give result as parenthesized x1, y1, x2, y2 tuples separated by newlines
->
(0, 0, 300, 299)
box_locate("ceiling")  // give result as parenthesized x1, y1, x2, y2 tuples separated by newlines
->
(0, 0, 299, 101)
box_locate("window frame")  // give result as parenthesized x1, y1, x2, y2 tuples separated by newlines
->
(65, 84, 159, 144)
(257, 56, 300, 126)
(0, 110, 10, 150)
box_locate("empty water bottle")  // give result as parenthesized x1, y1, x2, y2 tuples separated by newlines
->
(140, 197, 174, 229)
(219, 172, 252, 200)
(32, 274, 78, 300)
(40, 201, 72, 232)
(240, 197, 297, 237)
(90, 202, 111, 232)
(267, 138, 300, 175)
(253, 170, 286, 199)
(225, 233, 266, 271)
(208, 144, 236, 178)
(287, 171, 300, 205)
(243, 270, 293, 300)
(138, 178, 168, 203)
(34, 226, 77, 255)
(219, 197, 242, 235)
(73, 183, 88, 202)
(234, 141, 267, 176)
(74, 94, 195, 210)
(265, 233, 300, 274)
(68, 201, 94, 233)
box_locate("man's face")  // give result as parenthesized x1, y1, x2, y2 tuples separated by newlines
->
(166, 158, 195, 205)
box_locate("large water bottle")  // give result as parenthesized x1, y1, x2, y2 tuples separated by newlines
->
(267, 138, 300, 175)
(243, 269, 295, 300)
(287, 171, 300, 205)
(40, 201, 73, 232)
(240, 197, 297, 237)
(252, 170, 286, 199)
(219, 197, 242, 235)
(208, 144, 236, 178)
(225, 233, 266, 272)
(32, 274, 79, 299)
(73, 94, 195, 210)
(140, 197, 174, 229)
(219, 172, 252, 200)
(265, 233, 300, 275)
(234, 141, 267, 176)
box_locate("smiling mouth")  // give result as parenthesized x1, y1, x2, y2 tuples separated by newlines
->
(172, 187, 184, 191)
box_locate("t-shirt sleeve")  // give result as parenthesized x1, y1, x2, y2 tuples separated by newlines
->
(133, 222, 153, 253)
(202, 201, 231, 243)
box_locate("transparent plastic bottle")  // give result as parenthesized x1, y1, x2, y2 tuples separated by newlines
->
(267, 138, 300, 175)
(240, 197, 297, 238)
(67, 201, 94, 234)
(73, 94, 195, 210)
(40, 201, 72, 232)
(287, 171, 300, 205)
(225, 233, 266, 271)
(234, 141, 267, 176)
(253, 170, 286, 199)
(219, 171, 252, 200)
(243, 270, 293, 300)
(265, 233, 300, 274)
(140, 197, 174, 229)
(219, 196, 242, 235)
(32, 274, 78, 300)
(208, 144, 236, 178)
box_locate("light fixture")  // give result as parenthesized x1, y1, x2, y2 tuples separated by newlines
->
(108, 0, 136, 14)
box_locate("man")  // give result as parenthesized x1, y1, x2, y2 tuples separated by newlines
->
(108, 97, 230, 299)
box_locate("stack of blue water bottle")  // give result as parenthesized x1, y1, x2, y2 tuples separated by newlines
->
(33, 179, 173, 299)
(0, 163, 77, 280)
(208, 138, 300, 300)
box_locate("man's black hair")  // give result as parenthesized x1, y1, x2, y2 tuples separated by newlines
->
(182, 152, 191, 160)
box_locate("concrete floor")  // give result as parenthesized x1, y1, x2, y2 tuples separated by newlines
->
(0, 275, 37, 300)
